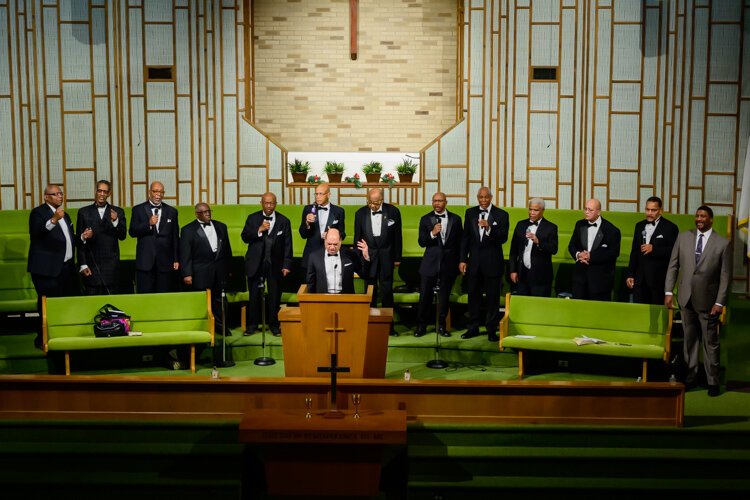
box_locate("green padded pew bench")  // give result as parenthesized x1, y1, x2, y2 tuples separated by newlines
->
(43, 291, 215, 375)
(499, 293, 673, 380)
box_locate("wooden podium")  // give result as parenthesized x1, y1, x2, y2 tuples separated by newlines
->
(279, 285, 393, 378)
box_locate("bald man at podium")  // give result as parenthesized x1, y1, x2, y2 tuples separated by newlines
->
(306, 228, 370, 294)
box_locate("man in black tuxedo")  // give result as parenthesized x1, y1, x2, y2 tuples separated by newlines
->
(306, 228, 370, 294)
(354, 188, 402, 334)
(626, 196, 679, 304)
(414, 192, 462, 338)
(299, 183, 346, 269)
(508, 198, 558, 297)
(129, 181, 180, 293)
(241, 192, 293, 335)
(76, 180, 127, 295)
(28, 184, 80, 347)
(567, 198, 621, 301)
(459, 187, 509, 342)
(180, 203, 233, 331)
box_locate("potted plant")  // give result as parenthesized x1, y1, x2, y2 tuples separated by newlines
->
(362, 161, 383, 183)
(381, 172, 396, 188)
(324, 161, 345, 183)
(395, 158, 418, 183)
(344, 172, 363, 189)
(307, 174, 323, 184)
(288, 158, 311, 183)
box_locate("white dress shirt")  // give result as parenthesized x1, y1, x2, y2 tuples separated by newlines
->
(324, 252, 343, 293)
(45, 203, 73, 262)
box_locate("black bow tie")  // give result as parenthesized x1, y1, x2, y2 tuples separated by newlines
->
(479, 209, 488, 214)
(151, 204, 161, 210)
(263, 216, 273, 221)
(317, 206, 328, 211)
(528, 221, 538, 226)
(646, 220, 656, 226)
(435, 213, 446, 218)
(328, 253, 339, 257)
(372, 211, 382, 216)
(200, 221, 211, 227)
(588, 222, 598, 227)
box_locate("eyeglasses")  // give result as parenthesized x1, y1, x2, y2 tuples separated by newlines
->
(46, 191, 63, 196)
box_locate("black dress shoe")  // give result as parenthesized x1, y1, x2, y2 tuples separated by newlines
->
(244, 325, 258, 336)
(461, 328, 480, 339)
(33, 335, 43, 349)
(707, 385, 720, 397)
(413, 328, 427, 338)
(487, 332, 500, 342)
(438, 326, 451, 338)
(390, 328, 399, 337)
(271, 326, 281, 337)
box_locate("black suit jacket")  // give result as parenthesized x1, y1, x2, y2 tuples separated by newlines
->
(306, 248, 366, 294)
(460, 205, 509, 277)
(242, 211, 293, 278)
(180, 219, 233, 290)
(299, 203, 346, 268)
(418, 210, 462, 278)
(627, 217, 679, 288)
(567, 218, 621, 294)
(508, 217, 558, 285)
(128, 201, 180, 272)
(27, 204, 76, 277)
(353, 203, 402, 279)
(76, 203, 127, 287)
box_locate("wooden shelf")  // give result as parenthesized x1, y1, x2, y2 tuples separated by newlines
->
(288, 182, 419, 188)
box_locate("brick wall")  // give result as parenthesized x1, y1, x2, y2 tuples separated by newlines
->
(253, 0, 457, 152)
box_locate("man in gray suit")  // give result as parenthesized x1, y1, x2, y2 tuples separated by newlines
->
(664, 205, 731, 397)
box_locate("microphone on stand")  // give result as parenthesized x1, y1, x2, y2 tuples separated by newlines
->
(333, 263, 339, 294)
(427, 215, 447, 370)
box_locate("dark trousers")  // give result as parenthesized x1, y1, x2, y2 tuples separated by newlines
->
(31, 260, 79, 339)
(466, 272, 502, 332)
(417, 272, 456, 328)
(632, 282, 663, 305)
(247, 272, 282, 328)
(136, 269, 173, 293)
(514, 267, 552, 297)
(366, 260, 394, 308)
(681, 300, 720, 386)
(572, 269, 611, 301)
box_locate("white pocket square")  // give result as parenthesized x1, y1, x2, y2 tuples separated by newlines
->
(344, 262, 352, 267)
(656, 234, 664, 239)
(167, 219, 172, 223)
(331, 219, 339, 224)
(387, 219, 395, 226)
(276, 230, 283, 236)
(492, 221, 497, 226)
(601, 244, 608, 248)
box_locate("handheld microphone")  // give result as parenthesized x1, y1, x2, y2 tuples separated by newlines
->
(311, 203, 317, 217)
(641, 229, 647, 245)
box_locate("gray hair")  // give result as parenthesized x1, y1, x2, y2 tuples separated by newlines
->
(529, 198, 545, 209)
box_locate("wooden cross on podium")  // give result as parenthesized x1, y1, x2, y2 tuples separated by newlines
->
(317, 312, 350, 418)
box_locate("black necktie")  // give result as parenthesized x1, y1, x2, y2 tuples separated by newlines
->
(263, 216, 273, 221)
(588, 222, 597, 227)
(317, 206, 328, 211)
(200, 221, 211, 227)
(372, 211, 382, 216)
(695, 234, 704, 264)
(435, 213, 446, 218)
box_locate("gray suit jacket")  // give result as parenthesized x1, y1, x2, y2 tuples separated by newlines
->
(664, 229, 732, 312)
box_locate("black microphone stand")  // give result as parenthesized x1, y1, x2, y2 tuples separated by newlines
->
(427, 218, 448, 369)
(215, 288, 235, 368)
(254, 273, 275, 366)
